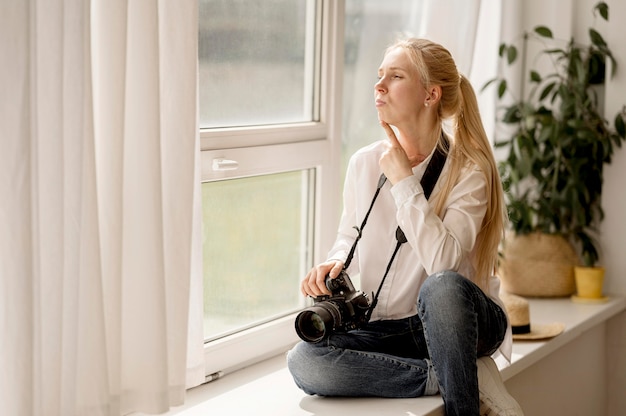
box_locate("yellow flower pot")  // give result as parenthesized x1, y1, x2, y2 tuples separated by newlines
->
(573, 266, 605, 299)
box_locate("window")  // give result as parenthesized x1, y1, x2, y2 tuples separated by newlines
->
(199, 0, 343, 376)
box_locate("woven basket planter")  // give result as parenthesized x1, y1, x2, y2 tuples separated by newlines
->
(498, 232, 580, 297)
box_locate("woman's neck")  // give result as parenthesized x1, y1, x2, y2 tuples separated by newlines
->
(396, 123, 441, 167)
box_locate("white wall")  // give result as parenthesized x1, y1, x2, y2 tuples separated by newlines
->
(602, 0, 626, 293)
(601, 1, 626, 414)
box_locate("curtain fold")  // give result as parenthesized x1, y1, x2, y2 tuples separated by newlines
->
(1, 0, 202, 415)
(1, 5, 35, 416)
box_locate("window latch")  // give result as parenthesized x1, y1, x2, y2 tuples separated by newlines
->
(212, 158, 239, 171)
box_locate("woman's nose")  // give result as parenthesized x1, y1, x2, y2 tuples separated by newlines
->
(375, 78, 385, 92)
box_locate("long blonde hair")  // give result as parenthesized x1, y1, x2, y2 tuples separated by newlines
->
(388, 38, 508, 290)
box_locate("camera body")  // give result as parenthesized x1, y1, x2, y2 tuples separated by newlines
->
(294, 271, 371, 343)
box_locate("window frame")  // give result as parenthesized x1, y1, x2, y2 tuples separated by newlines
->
(200, 0, 345, 377)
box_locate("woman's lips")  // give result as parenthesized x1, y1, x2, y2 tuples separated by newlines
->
(375, 99, 386, 107)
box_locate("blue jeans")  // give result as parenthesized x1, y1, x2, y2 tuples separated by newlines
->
(287, 271, 508, 416)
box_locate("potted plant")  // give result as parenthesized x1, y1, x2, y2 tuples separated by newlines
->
(483, 1, 626, 297)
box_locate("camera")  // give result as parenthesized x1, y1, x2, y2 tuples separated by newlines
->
(294, 271, 371, 343)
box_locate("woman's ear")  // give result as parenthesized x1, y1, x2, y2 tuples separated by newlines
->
(424, 85, 442, 107)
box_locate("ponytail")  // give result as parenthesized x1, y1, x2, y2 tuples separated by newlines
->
(433, 75, 508, 290)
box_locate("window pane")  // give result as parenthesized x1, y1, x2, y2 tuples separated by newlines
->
(202, 170, 314, 340)
(199, 0, 317, 129)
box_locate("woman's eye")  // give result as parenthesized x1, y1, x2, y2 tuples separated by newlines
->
(376, 74, 402, 80)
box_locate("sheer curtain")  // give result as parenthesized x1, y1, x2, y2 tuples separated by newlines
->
(0, 0, 203, 415)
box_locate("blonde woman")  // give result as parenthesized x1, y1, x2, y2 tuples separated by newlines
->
(288, 38, 523, 416)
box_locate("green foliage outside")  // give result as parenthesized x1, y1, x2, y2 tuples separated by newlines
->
(202, 171, 309, 339)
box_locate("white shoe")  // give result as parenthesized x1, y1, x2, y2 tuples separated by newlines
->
(477, 357, 524, 416)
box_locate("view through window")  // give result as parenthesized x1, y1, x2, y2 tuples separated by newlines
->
(199, 0, 315, 129)
(202, 170, 314, 340)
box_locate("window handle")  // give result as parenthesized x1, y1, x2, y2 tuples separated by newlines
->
(212, 158, 239, 171)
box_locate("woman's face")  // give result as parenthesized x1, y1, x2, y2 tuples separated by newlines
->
(375, 47, 427, 126)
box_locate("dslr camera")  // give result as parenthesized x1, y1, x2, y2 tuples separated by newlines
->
(294, 271, 371, 343)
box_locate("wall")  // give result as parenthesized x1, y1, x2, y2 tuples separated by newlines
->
(601, 3, 626, 291)
(601, 1, 626, 413)
(506, 323, 608, 415)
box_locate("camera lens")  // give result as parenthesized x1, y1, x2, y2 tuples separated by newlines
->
(294, 302, 342, 343)
(297, 312, 325, 341)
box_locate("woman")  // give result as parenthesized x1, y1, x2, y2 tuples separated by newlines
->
(286, 38, 524, 416)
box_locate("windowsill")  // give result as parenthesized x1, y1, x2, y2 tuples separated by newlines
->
(159, 294, 626, 416)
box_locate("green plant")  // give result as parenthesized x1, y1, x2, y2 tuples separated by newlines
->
(483, 1, 626, 267)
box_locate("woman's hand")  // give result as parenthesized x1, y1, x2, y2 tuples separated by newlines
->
(301, 260, 344, 297)
(379, 121, 413, 184)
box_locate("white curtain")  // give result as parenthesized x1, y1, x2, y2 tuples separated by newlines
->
(413, 0, 482, 74)
(0, 0, 203, 415)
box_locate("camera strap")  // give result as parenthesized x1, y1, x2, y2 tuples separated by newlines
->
(364, 133, 449, 321)
(343, 173, 388, 269)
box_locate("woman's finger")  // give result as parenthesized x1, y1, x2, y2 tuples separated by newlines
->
(301, 263, 330, 297)
(300, 261, 346, 297)
(301, 269, 323, 297)
(380, 121, 401, 147)
(328, 261, 344, 279)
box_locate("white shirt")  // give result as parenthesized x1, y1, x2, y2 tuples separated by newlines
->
(327, 139, 512, 363)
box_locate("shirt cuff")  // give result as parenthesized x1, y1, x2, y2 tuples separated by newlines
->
(390, 175, 424, 207)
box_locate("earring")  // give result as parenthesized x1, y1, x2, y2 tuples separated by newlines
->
(424, 102, 429, 107)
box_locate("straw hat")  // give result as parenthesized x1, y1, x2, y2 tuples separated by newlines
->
(501, 292, 565, 340)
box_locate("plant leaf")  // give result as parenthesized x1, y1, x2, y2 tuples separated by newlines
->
(539, 82, 556, 101)
(534, 26, 553, 38)
(530, 70, 542, 83)
(502, 103, 521, 124)
(498, 43, 507, 57)
(615, 112, 626, 138)
(595, 2, 609, 21)
(497, 79, 507, 99)
(506, 45, 518, 65)
(480, 77, 499, 93)
(589, 28, 607, 48)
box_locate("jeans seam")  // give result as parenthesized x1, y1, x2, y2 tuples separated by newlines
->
(328, 345, 429, 375)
